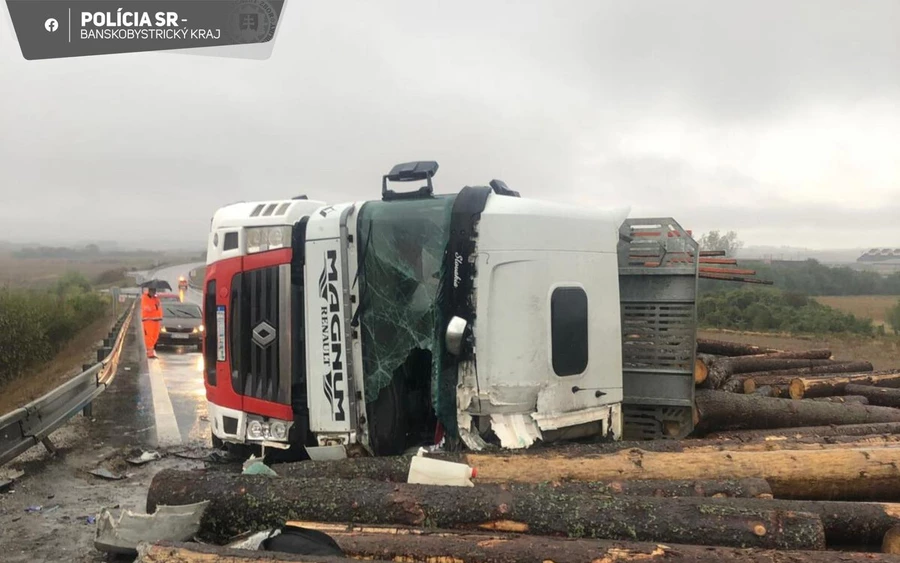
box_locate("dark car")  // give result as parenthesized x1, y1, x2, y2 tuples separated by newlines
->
(158, 302, 204, 351)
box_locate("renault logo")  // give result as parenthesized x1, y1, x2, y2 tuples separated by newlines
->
(252, 321, 277, 347)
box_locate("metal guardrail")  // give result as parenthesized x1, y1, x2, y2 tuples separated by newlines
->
(0, 300, 137, 467)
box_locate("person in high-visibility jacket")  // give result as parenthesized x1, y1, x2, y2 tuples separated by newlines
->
(141, 286, 163, 359)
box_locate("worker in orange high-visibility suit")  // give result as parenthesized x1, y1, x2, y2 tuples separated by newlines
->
(142, 286, 163, 359)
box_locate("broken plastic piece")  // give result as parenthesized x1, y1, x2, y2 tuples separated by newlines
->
(94, 500, 210, 555)
(407, 448, 475, 487)
(89, 467, 126, 480)
(126, 451, 162, 465)
(242, 461, 278, 477)
(25, 505, 42, 513)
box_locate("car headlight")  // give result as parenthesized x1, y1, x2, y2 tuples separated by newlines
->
(247, 420, 264, 440)
(198, 325, 205, 332)
(160, 327, 167, 333)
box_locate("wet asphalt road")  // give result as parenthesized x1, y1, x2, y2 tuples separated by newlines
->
(97, 262, 212, 450)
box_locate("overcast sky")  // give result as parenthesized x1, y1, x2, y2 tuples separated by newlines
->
(1, 1, 898, 250)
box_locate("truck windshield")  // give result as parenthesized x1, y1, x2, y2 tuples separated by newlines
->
(356, 195, 457, 434)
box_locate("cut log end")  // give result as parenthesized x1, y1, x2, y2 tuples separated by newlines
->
(790, 379, 805, 400)
(884, 526, 900, 554)
(743, 379, 757, 394)
(695, 357, 709, 385)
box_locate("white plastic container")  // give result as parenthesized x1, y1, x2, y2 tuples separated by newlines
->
(407, 449, 477, 487)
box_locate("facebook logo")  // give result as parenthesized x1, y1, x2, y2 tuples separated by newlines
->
(44, 18, 59, 33)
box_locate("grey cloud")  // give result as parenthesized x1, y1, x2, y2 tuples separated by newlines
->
(0, 1, 898, 249)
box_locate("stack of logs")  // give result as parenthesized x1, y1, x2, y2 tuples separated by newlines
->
(139, 338, 900, 562)
(693, 338, 900, 436)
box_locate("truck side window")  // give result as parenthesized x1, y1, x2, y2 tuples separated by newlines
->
(551, 286, 588, 376)
(223, 232, 238, 251)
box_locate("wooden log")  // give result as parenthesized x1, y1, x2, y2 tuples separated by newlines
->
(706, 422, 900, 441)
(706, 357, 834, 389)
(752, 385, 778, 397)
(135, 541, 379, 563)
(844, 385, 900, 408)
(273, 436, 900, 484)
(884, 526, 900, 554)
(462, 446, 900, 501)
(276, 455, 771, 497)
(695, 389, 900, 431)
(812, 395, 870, 405)
(738, 361, 876, 380)
(145, 470, 826, 550)
(694, 356, 709, 385)
(140, 533, 900, 563)
(696, 339, 781, 356)
(300, 524, 900, 563)
(791, 372, 900, 400)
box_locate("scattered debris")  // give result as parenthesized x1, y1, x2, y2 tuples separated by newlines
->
(25, 505, 42, 513)
(86, 516, 96, 525)
(407, 448, 475, 487)
(126, 451, 162, 466)
(242, 456, 277, 477)
(89, 467, 126, 481)
(0, 469, 24, 493)
(94, 501, 210, 555)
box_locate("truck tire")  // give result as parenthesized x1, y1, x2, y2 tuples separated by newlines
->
(367, 373, 408, 457)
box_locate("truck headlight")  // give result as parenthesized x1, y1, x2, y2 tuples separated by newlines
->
(247, 420, 264, 440)
(270, 421, 288, 440)
(246, 225, 291, 254)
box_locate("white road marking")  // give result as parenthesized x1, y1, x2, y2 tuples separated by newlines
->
(136, 319, 183, 448)
(148, 359, 183, 448)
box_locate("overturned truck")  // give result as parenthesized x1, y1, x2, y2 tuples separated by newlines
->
(200, 161, 699, 460)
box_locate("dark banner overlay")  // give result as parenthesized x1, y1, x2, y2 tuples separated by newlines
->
(6, 0, 286, 60)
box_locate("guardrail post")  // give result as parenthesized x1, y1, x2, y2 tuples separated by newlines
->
(83, 402, 93, 418)
(97, 347, 110, 363)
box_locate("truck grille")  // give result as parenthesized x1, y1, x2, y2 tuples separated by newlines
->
(230, 265, 290, 405)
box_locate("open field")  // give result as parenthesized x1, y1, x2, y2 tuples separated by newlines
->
(0, 312, 117, 414)
(697, 328, 900, 371)
(0, 251, 200, 288)
(814, 295, 899, 329)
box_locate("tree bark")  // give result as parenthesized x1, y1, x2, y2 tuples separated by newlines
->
(694, 389, 900, 432)
(697, 339, 781, 356)
(461, 446, 900, 501)
(732, 363, 878, 394)
(753, 385, 779, 397)
(273, 437, 900, 484)
(146, 470, 826, 550)
(277, 456, 771, 497)
(844, 385, 900, 408)
(706, 357, 834, 389)
(705, 422, 900, 441)
(139, 533, 900, 563)
(811, 396, 870, 405)
(135, 542, 370, 563)
(791, 372, 900, 400)
(301, 525, 900, 563)
(738, 361, 875, 380)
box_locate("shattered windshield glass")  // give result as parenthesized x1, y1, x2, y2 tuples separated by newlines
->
(356, 195, 456, 426)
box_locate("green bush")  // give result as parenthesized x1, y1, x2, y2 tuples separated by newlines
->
(698, 287, 874, 336)
(0, 272, 110, 385)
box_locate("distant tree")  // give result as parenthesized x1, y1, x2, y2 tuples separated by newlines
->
(887, 300, 900, 336)
(698, 230, 744, 257)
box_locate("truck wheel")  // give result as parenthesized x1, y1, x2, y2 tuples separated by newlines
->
(211, 434, 225, 450)
(367, 373, 408, 457)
